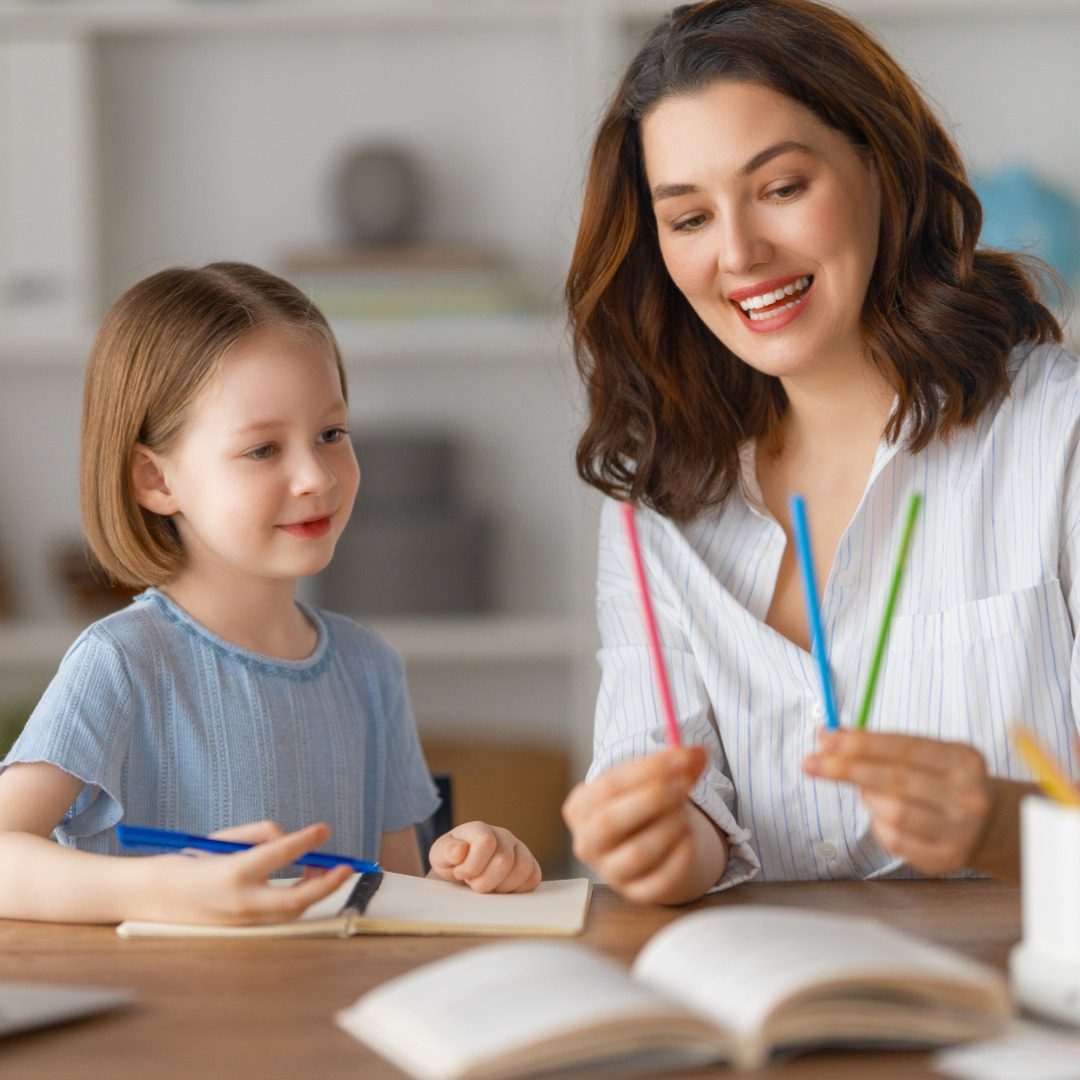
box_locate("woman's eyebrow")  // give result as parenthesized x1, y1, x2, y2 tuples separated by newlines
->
(650, 139, 815, 203)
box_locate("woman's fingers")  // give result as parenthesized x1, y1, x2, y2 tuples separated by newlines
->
(805, 730, 991, 874)
(596, 805, 692, 886)
(564, 747, 706, 862)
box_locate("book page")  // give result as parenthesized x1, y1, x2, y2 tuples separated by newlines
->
(337, 939, 725, 1080)
(632, 906, 1005, 1042)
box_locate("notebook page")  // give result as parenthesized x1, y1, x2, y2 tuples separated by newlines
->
(357, 872, 591, 934)
(632, 906, 1001, 1040)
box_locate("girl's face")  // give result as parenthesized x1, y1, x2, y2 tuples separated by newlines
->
(642, 79, 881, 383)
(144, 326, 359, 589)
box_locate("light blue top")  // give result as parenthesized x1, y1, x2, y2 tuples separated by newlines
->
(1, 589, 440, 862)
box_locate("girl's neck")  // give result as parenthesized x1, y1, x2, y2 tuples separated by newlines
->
(158, 573, 317, 661)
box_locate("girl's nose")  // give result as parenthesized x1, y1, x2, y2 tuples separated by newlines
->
(292, 448, 337, 496)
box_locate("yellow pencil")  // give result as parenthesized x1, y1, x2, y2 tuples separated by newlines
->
(1011, 727, 1080, 807)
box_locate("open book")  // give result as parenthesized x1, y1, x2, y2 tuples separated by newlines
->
(337, 905, 1011, 1076)
(116, 871, 591, 939)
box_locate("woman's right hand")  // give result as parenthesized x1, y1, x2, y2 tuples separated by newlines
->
(141, 821, 353, 926)
(561, 746, 724, 905)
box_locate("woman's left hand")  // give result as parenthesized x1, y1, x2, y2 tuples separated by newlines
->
(803, 730, 992, 875)
(427, 821, 542, 893)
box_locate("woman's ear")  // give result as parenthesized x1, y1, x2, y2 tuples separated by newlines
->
(130, 444, 178, 516)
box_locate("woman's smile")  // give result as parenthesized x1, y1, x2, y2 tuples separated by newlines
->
(730, 274, 814, 332)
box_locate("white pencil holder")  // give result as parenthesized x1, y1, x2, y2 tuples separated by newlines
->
(1009, 794, 1080, 1025)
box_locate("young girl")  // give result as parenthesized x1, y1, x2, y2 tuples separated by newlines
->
(561, 0, 1078, 904)
(0, 262, 541, 925)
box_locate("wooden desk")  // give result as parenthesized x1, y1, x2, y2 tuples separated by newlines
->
(0, 879, 1019, 1079)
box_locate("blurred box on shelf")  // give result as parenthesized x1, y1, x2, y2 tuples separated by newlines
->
(280, 244, 536, 321)
(315, 429, 492, 616)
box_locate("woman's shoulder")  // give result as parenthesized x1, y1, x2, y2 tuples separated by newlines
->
(1010, 340, 1080, 397)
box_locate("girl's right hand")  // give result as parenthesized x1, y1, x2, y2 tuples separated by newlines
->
(142, 821, 353, 926)
(561, 746, 718, 905)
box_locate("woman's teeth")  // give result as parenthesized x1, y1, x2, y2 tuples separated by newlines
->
(737, 276, 812, 320)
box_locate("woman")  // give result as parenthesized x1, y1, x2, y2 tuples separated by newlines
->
(562, 0, 1077, 904)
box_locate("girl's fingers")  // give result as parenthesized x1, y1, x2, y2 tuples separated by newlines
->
(242, 863, 354, 925)
(208, 820, 287, 845)
(467, 841, 536, 894)
(491, 845, 542, 894)
(237, 822, 333, 878)
(445, 824, 499, 881)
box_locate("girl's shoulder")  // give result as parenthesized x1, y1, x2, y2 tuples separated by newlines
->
(312, 608, 404, 674)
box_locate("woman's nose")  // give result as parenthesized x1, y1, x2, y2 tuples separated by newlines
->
(717, 209, 771, 276)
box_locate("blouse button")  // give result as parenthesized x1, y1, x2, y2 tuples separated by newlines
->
(811, 702, 826, 721)
(820, 841, 838, 860)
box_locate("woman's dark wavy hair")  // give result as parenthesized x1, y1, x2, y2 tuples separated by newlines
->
(567, 0, 1062, 522)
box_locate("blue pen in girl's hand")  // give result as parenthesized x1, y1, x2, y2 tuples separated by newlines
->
(116, 824, 381, 875)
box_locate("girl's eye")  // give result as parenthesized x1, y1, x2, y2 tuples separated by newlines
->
(320, 426, 348, 444)
(246, 444, 277, 461)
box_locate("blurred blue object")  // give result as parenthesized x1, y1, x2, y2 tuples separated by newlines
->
(973, 165, 1080, 285)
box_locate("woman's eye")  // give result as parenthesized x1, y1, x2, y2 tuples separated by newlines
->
(672, 213, 707, 233)
(246, 444, 276, 461)
(767, 182, 804, 201)
(320, 426, 348, 444)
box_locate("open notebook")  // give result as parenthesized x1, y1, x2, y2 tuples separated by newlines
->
(116, 871, 591, 938)
(338, 905, 1011, 1076)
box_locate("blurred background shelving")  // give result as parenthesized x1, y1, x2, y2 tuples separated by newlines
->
(0, 0, 1077, 871)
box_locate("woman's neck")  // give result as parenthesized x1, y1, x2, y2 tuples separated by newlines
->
(158, 573, 316, 661)
(769, 355, 896, 468)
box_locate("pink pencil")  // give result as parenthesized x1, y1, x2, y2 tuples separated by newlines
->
(620, 502, 682, 748)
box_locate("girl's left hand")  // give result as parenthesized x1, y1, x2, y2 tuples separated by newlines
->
(803, 730, 992, 875)
(428, 821, 542, 893)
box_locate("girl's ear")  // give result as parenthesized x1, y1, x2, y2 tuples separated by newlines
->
(130, 444, 178, 516)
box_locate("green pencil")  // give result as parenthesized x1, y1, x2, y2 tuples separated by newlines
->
(855, 492, 922, 730)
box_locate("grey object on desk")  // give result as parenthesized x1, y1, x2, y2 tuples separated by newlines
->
(0, 982, 132, 1038)
(317, 430, 491, 615)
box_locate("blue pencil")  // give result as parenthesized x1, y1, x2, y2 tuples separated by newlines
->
(790, 494, 840, 730)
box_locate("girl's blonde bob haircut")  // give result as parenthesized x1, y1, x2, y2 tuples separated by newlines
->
(81, 261, 347, 588)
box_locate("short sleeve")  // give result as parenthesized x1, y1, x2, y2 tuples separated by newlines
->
(1, 631, 136, 841)
(588, 497, 761, 891)
(375, 648, 440, 834)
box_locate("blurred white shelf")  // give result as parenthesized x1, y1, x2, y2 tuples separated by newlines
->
(0, 314, 567, 371)
(370, 614, 591, 665)
(619, 0, 1080, 18)
(0, 1, 571, 36)
(332, 313, 568, 366)
(0, 613, 589, 672)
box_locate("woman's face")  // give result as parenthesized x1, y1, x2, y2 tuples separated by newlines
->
(641, 80, 881, 383)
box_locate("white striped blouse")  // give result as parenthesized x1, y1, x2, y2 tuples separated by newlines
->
(587, 342, 1080, 890)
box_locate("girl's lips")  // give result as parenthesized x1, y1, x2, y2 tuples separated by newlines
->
(279, 516, 332, 539)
